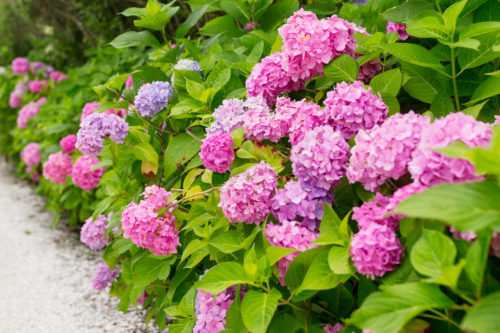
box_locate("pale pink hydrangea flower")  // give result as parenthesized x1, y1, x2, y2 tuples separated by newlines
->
(80, 215, 109, 250)
(324, 81, 388, 139)
(347, 111, 431, 191)
(244, 22, 255, 29)
(42, 152, 73, 184)
(137, 292, 149, 306)
(265, 220, 318, 285)
(9, 92, 22, 108)
(71, 155, 105, 191)
(60, 134, 77, 154)
(80, 102, 101, 122)
(20, 143, 41, 166)
(291, 125, 349, 191)
(199, 132, 235, 173)
(386, 22, 409, 40)
(219, 161, 277, 224)
(409, 113, 492, 187)
(206, 98, 246, 136)
(121, 185, 180, 256)
(17, 103, 41, 128)
(243, 96, 287, 142)
(350, 223, 404, 279)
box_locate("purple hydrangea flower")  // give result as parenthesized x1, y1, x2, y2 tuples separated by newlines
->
(291, 125, 349, 191)
(206, 99, 246, 136)
(76, 113, 129, 156)
(92, 264, 119, 291)
(199, 132, 235, 173)
(219, 161, 278, 224)
(194, 286, 238, 333)
(134, 81, 173, 117)
(80, 215, 109, 250)
(174, 59, 202, 72)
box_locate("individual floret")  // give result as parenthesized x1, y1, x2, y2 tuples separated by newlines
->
(42, 152, 73, 184)
(199, 132, 235, 173)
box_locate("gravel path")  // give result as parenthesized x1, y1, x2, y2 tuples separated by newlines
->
(0, 161, 158, 332)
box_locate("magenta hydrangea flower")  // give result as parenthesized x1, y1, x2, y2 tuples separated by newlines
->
(200, 132, 235, 173)
(219, 161, 278, 224)
(60, 134, 77, 154)
(125, 76, 133, 89)
(35, 97, 47, 106)
(243, 96, 287, 142)
(20, 143, 41, 167)
(409, 112, 492, 187)
(324, 81, 388, 139)
(137, 292, 149, 306)
(121, 185, 180, 256)
(350, 223, 404, 279)
(76, 113, 129, 156)
(17, 103, 41, 129)
(194, 286, 237, 333)
(347, 111, 431, 191)
(265, 220, 318, 284)
(9, 92, 22, 108)
(324, 323, 344, 333)
(49, 71, 68, 82)
(386, 22, 409, 40)
(271, 180, 327, 230)
(42, 152, 73, 184)
(490, 232, 500, 258)
(134, 81, 173, 117)
(28, 80, 46, 93)
(246, 52, 304, 106)
(71, 155, 105, 191)
(92, 264, 119, 291)
(450, 226, 477, 242)
(357, 58, 382, 83)
(206, 99, 246, 136)
(12, 57, 30, 74)
(81, 102, 101, 122)
(80, 215, 109, 250)
(353, 193, 400, 230)
(291, 125, 349, 191)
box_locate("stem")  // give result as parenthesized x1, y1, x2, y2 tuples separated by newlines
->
(165, 187, 217, 210)
(450, 47, 461, 111)
(435, 0, 442, 13)
(428, 309, 461, 328)
(186, 128, 203, 143)
(161, 27, 168, 45)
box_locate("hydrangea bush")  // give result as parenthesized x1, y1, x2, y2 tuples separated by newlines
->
(1, 0, 500, 332)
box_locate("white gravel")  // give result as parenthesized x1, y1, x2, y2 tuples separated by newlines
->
(0, 161, 158, 332)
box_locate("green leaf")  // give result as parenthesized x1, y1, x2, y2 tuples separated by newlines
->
(109, 31, 161, 49)
(349, 283, 454, 333)
(176, 4, 209, 38)
(462, 100, 488, 118)
(208, 231, 244, 253)
(381, 44, 444, 71)
(328, 246, 351, 275)
(313, 203, 350, 246)
(401, 62, 442, 103)
(241, 288, 282, 333)
(266, 246, 297, 265)
(197, 262, 250, 295)
(381, 0, 434, 22)
(259, 0, 299, 31)
(132, 256, 175, 286)
(405, 11, 449, 40)
(323, 55, 359, 84)
(465, 230, 491, 292)
(430, 90, 454, 116)
(462, 291, 500, 333)
(458, 33, 500, 71)
(133, 142, 159, 166)
(186, 79, 207, 103)
(460, 22, 500, 40)
(164, 132, 202, 179)
(442, 0, 467, 31)
(370, 68, 402, 97)
(180, 239, 207, 262)
(226, 285, 247, 333)
(468, 76, 500, 105)
(395, 181, 500, 232)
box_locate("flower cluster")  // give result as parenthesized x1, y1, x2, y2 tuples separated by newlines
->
(92, 264, 119, 291)
(174, 59, 202, 72)
(12, 57, 30, 75)
(324, 81, 388, 139)
(9, 92, 22, 108)
(49, 71, 68, 82)
(28, 80, 47, 93)
(199, 132, 235, 173)
(20, 143, 41, 167)
(324, 323, 344, 333)
(80, 215, 109, 250)
(60, 134, 77, 154)
(71, 155, 105, 191)
(80, 102, 101, 122)
(206, 98, 246, 136)
(219, 161, 277, 224)
(121, 185, 180, 256)
(42, 152, 73, 184)
(194, 286, 237, 333)
(134, 81, 173, 117)
(386, 22, 409, 40)
(291, 125, 349, 192)
(76, 113, 129, 156)
(347, 112, 431, 191)
(243, 96, 287, 142)
(17, 103, 40, 128)
(265, 220, 318, 284)
(409, 113, 491, 186)
(352, 193, 400, 230)
(357, 58, 382, 83)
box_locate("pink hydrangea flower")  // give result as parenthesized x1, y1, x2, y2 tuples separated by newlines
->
(246, 52, 304, 106)
(71, 155, 105, 191)
(17, 103, 41, 128)
(137, 292, 149, 306)
(350, 223, 404, 279)
(42, 152, 73, 184)
(324, 323, 344, 333)
(20, 143, 41, 166)
(92, 264, 119, 291)
(9, 92, 22, 108)
(291, 125, 349, 191)
(28, 80, 46, 93)
(450, 226, 477, 242)
(386, 22, 409, 40)
(121, 185, 179, 256)
(244, 22, 255, 29)
(243, 96, 287, 142)
(324, 81, 388, 139)
(347, 111, 431, 191)
(12, 57, 30, 74)
(60, 134, 77, 154)
(200, 132, 235, 173)
(219, 161, 278, 224)
(125, 76, 133, 89)
(357, 58, 382, 83)
(265, 220, 318, 284)
(80, 102, 101, 122)
(194, 286, 238, 333)
(35, 97, 47, 106)
(80, 215, 109, 250)
(409, 112, 492, 187)
(353, 193, 400, 230)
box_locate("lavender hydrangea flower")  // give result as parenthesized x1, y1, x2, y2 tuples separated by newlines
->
(174, 59, 202, 72)
(76, 113, 129, 156)
(194, 286, 237, 333)
(134, 81, 173, 117)
(80, 215, 109, 250)
(92, 264, 119, 291)
(206, 99, 246, 136)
